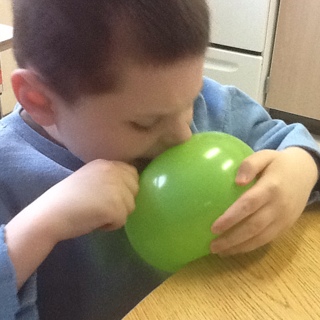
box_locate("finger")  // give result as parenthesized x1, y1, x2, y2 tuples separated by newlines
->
(211, 179, 270, 234)
(123, 175, 140, 197)
(104, 199, 131, 231)
(113, 161, 139, 179)
(113, 161, 140, 196)
(211, 151, 278, 234)
(216, 221, 283, 256)
(211, 204, 273, 253)
(123, 190, 137, 214)
(236, 150, 278, 185)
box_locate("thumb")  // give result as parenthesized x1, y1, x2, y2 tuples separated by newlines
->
(236, 149, 279, 185)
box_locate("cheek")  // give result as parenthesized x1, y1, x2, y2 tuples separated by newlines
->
(121, 132, 157, 155)
(73, 118, 161, 162)
(101, 129, 157, 161)
(126, 131, 170, 161)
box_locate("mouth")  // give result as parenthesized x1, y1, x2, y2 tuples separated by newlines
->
(132, 157, 153, 174)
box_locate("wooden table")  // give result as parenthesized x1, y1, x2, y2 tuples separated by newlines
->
(124, 203, 320, 319)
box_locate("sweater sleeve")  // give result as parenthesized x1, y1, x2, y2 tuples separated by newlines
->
(196, 77, 320, 155)
(192, 77, 320, 202)
(0, 225, 20, 319)
(0, 225, 39, 320)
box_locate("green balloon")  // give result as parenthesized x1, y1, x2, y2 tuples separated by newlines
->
(125, 132, 255, 272)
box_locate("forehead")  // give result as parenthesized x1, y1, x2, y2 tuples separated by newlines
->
(116, 56, 205, 115)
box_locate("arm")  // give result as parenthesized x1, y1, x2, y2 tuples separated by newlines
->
(197, 77, 320, 157)
(195, 78, 320, 255)
(4, 159, 139, 289)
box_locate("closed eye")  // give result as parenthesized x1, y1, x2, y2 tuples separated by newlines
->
(129, 121, 154, 132)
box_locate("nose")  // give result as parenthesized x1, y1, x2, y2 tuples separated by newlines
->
(161, 114, 193, 148)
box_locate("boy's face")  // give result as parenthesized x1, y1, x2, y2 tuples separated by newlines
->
(52, 56, 204, 170)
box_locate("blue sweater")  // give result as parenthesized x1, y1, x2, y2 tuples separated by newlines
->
(1, 78, 320, 319)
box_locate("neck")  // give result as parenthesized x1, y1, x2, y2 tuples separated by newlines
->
(20, 109, 64, 147)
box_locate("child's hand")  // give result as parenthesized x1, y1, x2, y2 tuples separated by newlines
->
(38, 159, 139, 242)
(210, 147, 319, 255)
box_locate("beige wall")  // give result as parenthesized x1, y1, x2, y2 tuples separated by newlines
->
(0, 0, 16, 115)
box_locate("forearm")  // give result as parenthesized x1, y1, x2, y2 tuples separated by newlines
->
(5, 200, 57, 290)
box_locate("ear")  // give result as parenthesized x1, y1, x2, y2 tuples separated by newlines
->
(11, 69, 55, 126)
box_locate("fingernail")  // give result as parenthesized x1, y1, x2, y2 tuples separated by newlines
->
(210, 244, 221, 254)
(236, 172, 248, 183)
(210, 246, 217, 254)
(211, 222, 222, 235)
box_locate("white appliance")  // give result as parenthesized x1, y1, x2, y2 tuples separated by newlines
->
(204, 0, 279, 104)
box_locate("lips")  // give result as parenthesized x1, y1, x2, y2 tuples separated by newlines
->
(132, 157, 153, 174)
(132, 149, 169, 174)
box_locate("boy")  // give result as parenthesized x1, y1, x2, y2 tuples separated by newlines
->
(1, 0, 319, 319)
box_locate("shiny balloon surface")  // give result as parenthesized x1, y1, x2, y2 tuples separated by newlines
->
(125, 132, 255, 272)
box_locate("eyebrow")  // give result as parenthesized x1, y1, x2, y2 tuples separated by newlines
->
(135, 90, 202, 120)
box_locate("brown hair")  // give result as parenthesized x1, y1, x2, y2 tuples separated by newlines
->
(13, 0, 210, 102)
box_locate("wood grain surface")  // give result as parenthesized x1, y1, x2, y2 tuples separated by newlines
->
(124, 203, 320, 319)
